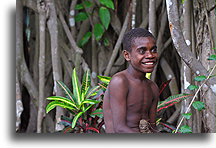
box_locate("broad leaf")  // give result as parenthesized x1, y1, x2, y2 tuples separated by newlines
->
(159, 79, 172, 95)
(192, 101, 205, 111)
(81, 69, 91, 98)
(78, 31, 92, 47)
(187, 85, 198, 91)
(97, 75, 111, 84)
(99, 0, 114, 10)
(99, 7, 110, 30)
(103, 38, 110, 46)
(86, 86, 100, 99)
(207, 54, 216, 60)
(83, 1, 93, 8)
(72, 68, 82, 105)
(75, 4, 84, 10)
(72, 112, 84, 128)
(75, 12, 88, 22)
(157, 94, 192, 112)
(90, 109, 103, 118)
(194, 75, 206, 82)
(46, 101, 76, 113)
(56, 80, 76, 103)
(182, 113, 192, 120)
(47, 96, 78, 109)
(179, 125, 192, 133)
(93, 23, 105, 41)
(80, 99, 100, 106)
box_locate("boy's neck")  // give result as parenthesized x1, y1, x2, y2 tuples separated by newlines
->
(127, 64, 147, 80)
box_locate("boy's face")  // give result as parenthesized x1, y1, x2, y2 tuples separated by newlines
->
(124, 37, 158, 73)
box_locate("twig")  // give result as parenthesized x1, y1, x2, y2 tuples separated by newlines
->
(175, 63, 216, 133)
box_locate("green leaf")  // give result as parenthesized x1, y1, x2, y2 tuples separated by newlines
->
(72, 68, 82, 105)
(56, 80, 76, 104)
(207, 54, 216, 60)
(99, 0, 114, 10)
(72, 112, 84, 128)
(80, 99, 100, 106)
(99, 7, 110, 30)
(46, 96, 78, 109)
(81, 69, 91, 97)
(93, 23, 105, 41)
(97, 75, 111, 84)
(46, 101, 76, 113)
(187, 85, 199, 91)
(179, 125, 192, 133)
(194, 75, 207, 82)
(75, 12, 88, 22)
(75, 4, 84, 10)
(182, 113, 192, 120)
(78, 31, 92, 47)
(83, 1, 93, 8)
(86, 86, 100, 99)
(103, 38, 110, 46)
(90, 109, 103, 118)
(192, 101, 205, 111)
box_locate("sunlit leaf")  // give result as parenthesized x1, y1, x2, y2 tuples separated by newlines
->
(72, 112, 84, 128)
(97, 75, 111, 84)
(99, 0, 114, 10)
(179, 125, 192, 133)
(194, 75, 206, 82)
(93, 23, 104, 41)
(99, 7, 110, 30)
(187, 85, 198, 91)
(46, 96, 78, 109)
(192, 101, 205, 111)
(72, 68, 81, 105)
(182, 113, 192, 120)
(75, 12, 88, 22)
(46, 101, 76, 113)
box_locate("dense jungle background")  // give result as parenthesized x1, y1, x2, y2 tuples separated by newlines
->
(16, 0, 216, 133)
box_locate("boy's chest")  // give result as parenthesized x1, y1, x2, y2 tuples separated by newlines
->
(127, 81, 154, 111)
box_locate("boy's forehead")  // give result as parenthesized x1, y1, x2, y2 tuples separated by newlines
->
(131, 37, 156, 46)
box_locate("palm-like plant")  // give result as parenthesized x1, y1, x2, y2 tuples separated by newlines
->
(46, 68, 103, 133)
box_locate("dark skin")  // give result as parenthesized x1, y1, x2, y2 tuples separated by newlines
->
(103, 37, 159, 133)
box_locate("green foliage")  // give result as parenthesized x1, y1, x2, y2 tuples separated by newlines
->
(46, 68, 103, 132)
(207, 54, 216, 60)
(98, 0, 114, 10)
(94, 23, 105, 41)
(78, 32, 92, 47)
(194, 75, 207, 82)
(179, 125, 192, 133)
(103, 38, 110, 46)
(75, 12, 88, 22)
(99, 7, 111, 30)
(192, 101, 205, 111)
(187, 85, 199, 90)
(182, 113, 192, 120)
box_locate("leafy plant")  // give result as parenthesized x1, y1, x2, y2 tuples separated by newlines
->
(46, 68, 103, 133)
(75, 0, 114, 47)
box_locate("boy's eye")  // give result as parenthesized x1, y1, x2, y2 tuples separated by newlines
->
(151, 48, 157, 53)
(138, 48, 146, 54)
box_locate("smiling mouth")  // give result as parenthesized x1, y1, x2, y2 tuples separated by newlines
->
(141, 61, 156, 65)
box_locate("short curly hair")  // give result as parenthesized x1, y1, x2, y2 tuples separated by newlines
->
(122, 28, 155, 52)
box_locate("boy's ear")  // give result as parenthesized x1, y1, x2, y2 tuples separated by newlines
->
(123, 50, 130, 61)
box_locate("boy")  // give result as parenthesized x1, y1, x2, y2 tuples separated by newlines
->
(103, 28, 159, 133)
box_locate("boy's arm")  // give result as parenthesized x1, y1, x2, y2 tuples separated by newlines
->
(149, 82, 159, 133)
(109, 76, 138, 133)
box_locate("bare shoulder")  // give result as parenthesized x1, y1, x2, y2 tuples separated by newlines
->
(109, 70, 129, 89)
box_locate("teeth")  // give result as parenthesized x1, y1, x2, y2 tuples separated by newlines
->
(144, 62, 154, 65)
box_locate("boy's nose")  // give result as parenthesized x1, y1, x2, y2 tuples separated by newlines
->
(145, 51, 154, 58)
